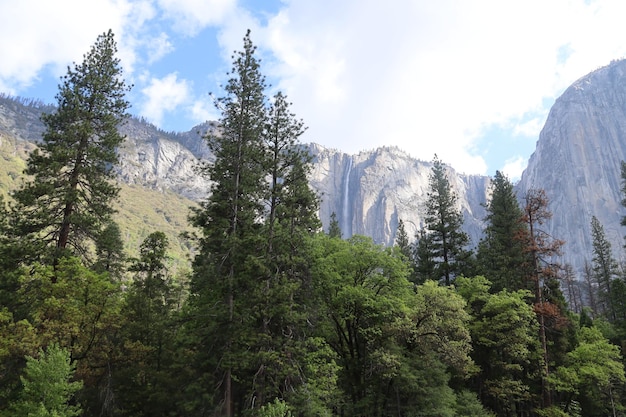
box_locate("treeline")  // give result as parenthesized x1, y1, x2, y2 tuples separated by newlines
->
(0, 29, 625, 417)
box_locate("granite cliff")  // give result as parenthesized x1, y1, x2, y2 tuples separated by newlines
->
(517, 59, 626, 272)
(308, 144, 489, 246)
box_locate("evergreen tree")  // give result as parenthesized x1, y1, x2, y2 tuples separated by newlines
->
(248, 90, 324, 411)
(327, 212, 342, 238)
(422, 155, 470, 285)
(590, 215, 619, 320)
(92, 221, 126, 277)
(11, 344, 83, 417)
(476, 171, 530, 292)
(394, 219, 411, 259)
(10, 30, 130, 264)
(412, 228, 436, 284)
(188, 29, 268, 417)
(116, 232, 179, 417)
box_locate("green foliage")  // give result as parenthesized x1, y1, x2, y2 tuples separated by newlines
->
(590, 215, 619, 320)
(115, 232, 181, 417)
(394, 219, 411, 258)
(327, 212, 342, 238)
(421, 155, 471, 285)
(457, 276, 539, 414)
(454, 389, 496, 417)
(476, 171, 530, 292)
(10, 30, 130, 262)
(93, 221, 126, 277)
(310, 234, 413, 415)
(10, 344, 82, 417)
(256, 398, 292, 417)
(550, 326, 625, 416)
(16, 257, 123, 413)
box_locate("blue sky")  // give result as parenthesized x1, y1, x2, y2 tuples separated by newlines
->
(2, 0, 626, 180)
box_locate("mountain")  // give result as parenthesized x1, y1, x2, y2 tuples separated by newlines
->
(517, 59, 626, 272)
(308, 144, 489, 245)
(0, 94, 492, 258)
(5, 58, 626, 276)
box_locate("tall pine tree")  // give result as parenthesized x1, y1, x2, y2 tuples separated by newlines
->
(590, 215, 619, 321)
(10, 30, 130, 264)
(477, 170, 530, 292)
(422, 155, 470, 285)
(188, 30, 268, 417)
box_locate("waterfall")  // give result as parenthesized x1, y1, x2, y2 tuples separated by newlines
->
(341, 156, 353, 238)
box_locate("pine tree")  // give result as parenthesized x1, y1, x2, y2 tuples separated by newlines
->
(394, 219, 411, 259)
(188, 30, 268, 417)
(590, 215, 619, 320)
(327, 212, 342, 238)
(412, 229, 436, 284)
(92, 221, 126, 277)
(422, 155, 470, 285)
(117, 232, 178, 417)
(250, 90, 322, 410)
(477, 171, 530, 292)
(10, 30, 130, 264)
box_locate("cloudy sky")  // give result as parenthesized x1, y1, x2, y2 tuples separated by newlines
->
(1, 0, 625, 180)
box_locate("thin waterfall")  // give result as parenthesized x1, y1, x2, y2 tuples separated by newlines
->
(341, 156, 353, 238)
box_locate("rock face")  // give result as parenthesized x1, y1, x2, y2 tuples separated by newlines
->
(0, 95, 492, 249)
(308, 144, 490, 246)
(517, 59, 626, 272)
(115, 120, 214, 201)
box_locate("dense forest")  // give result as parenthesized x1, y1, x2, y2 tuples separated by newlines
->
(1, 29, 626, 417)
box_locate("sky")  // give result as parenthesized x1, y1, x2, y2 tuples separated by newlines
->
(1, 0, 626, 180)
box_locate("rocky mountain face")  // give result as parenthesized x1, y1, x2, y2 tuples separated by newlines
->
(0, 95, 492, 249)
(308, 144, 490, 245)
(517, 59, 626, 272)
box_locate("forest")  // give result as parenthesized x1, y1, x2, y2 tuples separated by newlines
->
(1, 29, 626, 417)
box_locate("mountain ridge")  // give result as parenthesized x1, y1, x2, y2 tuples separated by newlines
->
(4, 58, 626, 275)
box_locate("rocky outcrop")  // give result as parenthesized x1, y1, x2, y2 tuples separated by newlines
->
(116, 120, 213, 200)
(309, 144, 490, 246)
(517, 59, 626, 272)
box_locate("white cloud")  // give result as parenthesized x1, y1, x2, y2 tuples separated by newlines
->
(157, 0, 237, 36)
(140, 73, 191, 126)
(145, 32, 175, 64)
(501, 156, 527, 183)
(190, 97, 220, 124)
(0, 0, 152, 91)
(248, 0, 626, 175)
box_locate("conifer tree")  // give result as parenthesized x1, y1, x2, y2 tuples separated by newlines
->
(327, 212, 342, 238)
(188, 29, 268, 417)
(117, 232, 178, 417)
(394, 219, 411, 259)
(92, 221, 126, 277)
(249, 90, 323, 410)
(412, 229, 436, 284)
(422, 155, 470, 285)
(590, 215, 619, 320)
(477, 170, 530, 292)
(10, 30, 130, 263)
